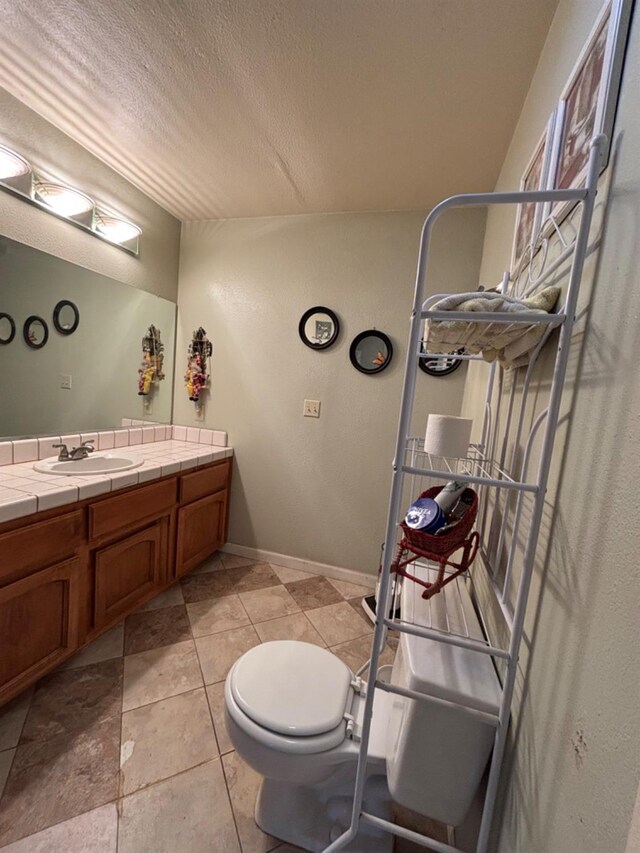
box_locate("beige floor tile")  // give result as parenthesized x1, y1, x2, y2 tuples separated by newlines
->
(120, 687, 217, 795)
(0, 688, 32, 750)
(123, 640, 203, 712)
(191, 554, 225, 574)
(347, 598, 373, 622)
(220, 553, 256, 569)
(118, 759, 240, 853)
(124, 604, 192, 655)
(195, 625, 261, 684)
(254, 612, 325, 647)
(0, 802, 118, 853)
(206, 682, 233, 754)
(327, 577, 374, 600)
(330, 634, 395, 679)
(239, 586, 301, 623)
(305, 601, 373, 646)
(284, 576, 342, 610)
(61, 624, 124, 670)
(269, 564, 314, 584)
(0, 716, 120, 846)
(222, 750, 279, 853)
(392, 802, 449, 850)
(21, 659, 123, 744)
(188, 594, 251, 637)
(0, 748, 15, 798)
(137, 582, 185, 611)
(181, 563, 280, 603)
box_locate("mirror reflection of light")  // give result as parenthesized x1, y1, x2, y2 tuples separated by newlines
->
(94, 214, 142, 244)
(0, 145, 31, 179)
(35, 182, 94, 217)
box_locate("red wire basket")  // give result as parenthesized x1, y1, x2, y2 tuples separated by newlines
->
(391, 486, 479, 600)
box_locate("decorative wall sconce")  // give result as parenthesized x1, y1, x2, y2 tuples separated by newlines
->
(0, 312, 16, 345)
(53, 300, 80, 335)
(23, 315, 49, 350)
(0, 142, 142, 255)
(138, 325, 165, 406)
(185, 327, 212, 411)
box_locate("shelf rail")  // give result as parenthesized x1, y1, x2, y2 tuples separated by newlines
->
(322, 134, 605, 853)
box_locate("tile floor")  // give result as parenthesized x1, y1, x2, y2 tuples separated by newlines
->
(0, 554, 401, 852)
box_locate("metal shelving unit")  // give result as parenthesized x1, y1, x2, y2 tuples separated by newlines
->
(324, 135, 606, 853)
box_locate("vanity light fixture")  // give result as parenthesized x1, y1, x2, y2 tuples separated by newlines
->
(94, 212, 142, 246)
(35, 181, 94, 219)
(0, 144, 32, 195)
(0, 142, 141, 255)
(0, 144, 31, 180)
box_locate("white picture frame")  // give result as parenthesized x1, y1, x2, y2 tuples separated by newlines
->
(510, 111, 558, 277)
(550, 0, 634, 221)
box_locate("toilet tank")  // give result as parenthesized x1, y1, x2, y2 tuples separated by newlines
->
(385, 566, 500, 827)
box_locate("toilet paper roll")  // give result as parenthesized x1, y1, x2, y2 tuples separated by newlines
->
(424, 414, 473, 459)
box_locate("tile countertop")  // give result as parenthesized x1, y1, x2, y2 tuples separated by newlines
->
(0, 440, 234, 524)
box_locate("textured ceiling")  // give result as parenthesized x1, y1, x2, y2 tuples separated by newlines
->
(0, 0, 557, 221)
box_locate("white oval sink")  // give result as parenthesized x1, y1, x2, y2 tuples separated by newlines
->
(34, 452, 143, 476)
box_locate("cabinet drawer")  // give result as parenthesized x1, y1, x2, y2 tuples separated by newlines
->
(0, 558, 81, 703)
(94, 520, 166, 628)
(89, 478, 176, 541)
(176, 491, 226, 576)
(0, 511, 84, 587)
(179, 460, 230, 505)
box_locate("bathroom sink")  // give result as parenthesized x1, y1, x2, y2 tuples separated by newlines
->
(33, 452, 143, 476)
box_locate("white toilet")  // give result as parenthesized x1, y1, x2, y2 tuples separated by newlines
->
(224, 570, 500, 852)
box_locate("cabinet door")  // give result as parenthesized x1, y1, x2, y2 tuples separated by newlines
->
(176, 491, 227, 577)
(94, 519, 166, 628)
(0, 558, 81, 704)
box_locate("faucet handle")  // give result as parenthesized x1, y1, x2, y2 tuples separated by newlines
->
(52, 443, 69, 460)
(80, 439, 95, 451)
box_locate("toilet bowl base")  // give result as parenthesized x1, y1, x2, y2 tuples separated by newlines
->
(255, 773, 393, 853)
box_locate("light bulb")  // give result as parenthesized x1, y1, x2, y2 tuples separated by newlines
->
(94, 214, 141, 244)
(35, 182, 94, 217)
(0, 145, 31, 180)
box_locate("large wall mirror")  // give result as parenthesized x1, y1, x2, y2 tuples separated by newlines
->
(0, 235, 176, 439)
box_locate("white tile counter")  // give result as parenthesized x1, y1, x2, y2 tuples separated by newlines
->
(0, 432, 233, 524)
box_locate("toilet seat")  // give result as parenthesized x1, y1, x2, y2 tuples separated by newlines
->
(226, 641, 356, 755)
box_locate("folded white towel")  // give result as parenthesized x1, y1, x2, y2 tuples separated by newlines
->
(425, 286, 560, 368)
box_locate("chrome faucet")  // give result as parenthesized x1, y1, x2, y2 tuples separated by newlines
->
(70, 440, 95, 460)
(52, 440, 95, 462)
(52, 443, 70, 461)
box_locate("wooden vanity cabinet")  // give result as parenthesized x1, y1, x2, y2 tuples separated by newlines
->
(93, 518, 170, 629)
(176, 491, 227, 576)
(175, 464, 231, 576)
(0, 456, 231, 706)
(0, 558, 81, 699)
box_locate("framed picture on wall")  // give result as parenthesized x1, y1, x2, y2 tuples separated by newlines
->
(550, 0, 634, 221)
(510, 112, 558, 276)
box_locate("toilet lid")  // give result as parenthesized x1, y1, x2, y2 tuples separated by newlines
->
(230, 641, 353, 737)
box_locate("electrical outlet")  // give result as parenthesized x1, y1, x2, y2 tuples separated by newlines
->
(303, 399, 321, 418)
(60, 374, 72, 390)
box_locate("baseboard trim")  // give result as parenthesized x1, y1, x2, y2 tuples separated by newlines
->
(220, 542, 376, 589)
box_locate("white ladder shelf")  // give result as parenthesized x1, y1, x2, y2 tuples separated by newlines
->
(324, 134, 606, 853)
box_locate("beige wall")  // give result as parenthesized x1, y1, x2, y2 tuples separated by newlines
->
(460, 1, 640, 850)
(0, 89, 180, 301)
(175, 208, 486, 572)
